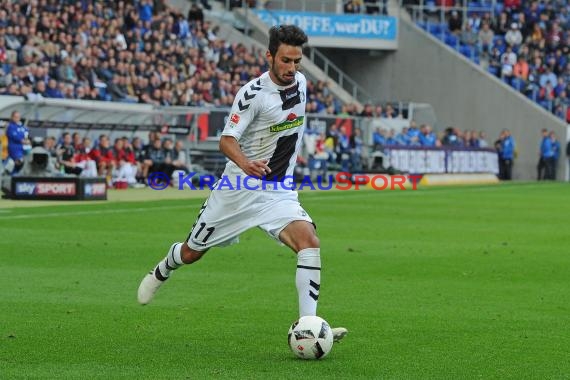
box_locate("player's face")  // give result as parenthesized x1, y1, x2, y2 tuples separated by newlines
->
(267, 44, 302, 86)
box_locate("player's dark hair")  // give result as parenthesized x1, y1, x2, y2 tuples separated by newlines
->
(268, 25, 308, 57)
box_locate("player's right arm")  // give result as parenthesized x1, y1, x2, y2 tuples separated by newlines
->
(219, 78, 269, 178)
(219, 136, 270, 178)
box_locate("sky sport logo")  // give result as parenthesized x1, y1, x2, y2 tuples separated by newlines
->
(147, 172, 421, 191)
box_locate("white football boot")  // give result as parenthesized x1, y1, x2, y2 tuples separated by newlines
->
(332, 327, 348, 342)
(137, 268, 166, 305)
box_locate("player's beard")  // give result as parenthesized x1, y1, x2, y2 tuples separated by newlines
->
(271, 62, 295, 86)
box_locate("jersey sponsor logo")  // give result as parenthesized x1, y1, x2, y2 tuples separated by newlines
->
(269, 116, 304, 133)
(287, 113, 297, 121)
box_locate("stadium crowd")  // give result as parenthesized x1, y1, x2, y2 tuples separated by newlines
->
(415, 0, 570, 122)
(0, 0, 346, 113)
(2, 0, 563, 182)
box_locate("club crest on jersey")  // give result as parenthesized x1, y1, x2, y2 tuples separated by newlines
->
(229, 113, 240, 127)
(269, 116, 304, 133)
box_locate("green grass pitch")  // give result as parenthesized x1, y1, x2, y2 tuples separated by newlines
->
(1, 183, 569, 379)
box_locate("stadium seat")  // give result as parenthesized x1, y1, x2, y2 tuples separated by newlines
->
(444, 33, 459, 48)
(427, 23, 444, 35)
(510, 78, 525, 92)
(539, 100, 553, 111)
(459, 45, 475, 59)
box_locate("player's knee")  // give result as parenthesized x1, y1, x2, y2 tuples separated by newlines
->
(306, 234, 320, 249)
(180, 242, 206, 264)
(294, 233, 320, 252)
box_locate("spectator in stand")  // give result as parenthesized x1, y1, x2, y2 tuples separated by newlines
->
(478, 131, 489, 148)
(374, 105, 384, 117)
(188, 4, 204, 24)
(461, 22, 478, 50)
(360, 104, 375, 117)
(383, 129, 396, 145)
(407, 120, 420, 140)
(488, 46, 503, 76)
(554, 90, 570, 112)
(43, 137, 58, 159)
(349, 128, 364, 172)
(503, 0, 521, 13)
(45, 79, 64, 98)
(442, 127, 460, 146)
(436, 0, 454, 9)
(56, 132, 82, 175)
(493, 11, 510, 36)
(143, 137, 175, 182)
(419, 124, 437, 147)
(478, 22, 495, 57)
(172, 140, 190, 173)
(501, 45, 517, 81)
(448, 11, 462, 36)
(74, 137, 98, 178)
(131, 137, 146, 181)
(539, 81, 556, 107)
(395, 127, 410, 146)
(91, 134, 115, 182)
(513, 55, 530, 81)
(113, 137, 137, 186)
(5, 110, 30, 174)
(372, 127, 385, 150)
(505, 22, 523, 47)
(336, 126, 351, 172)
(529, 23, 544, 47)
(546, 22, 563, 51)
(539, 67, 557, 89)
(467, 12, 482, 32)
(385, 104, 398, 118)
(344, 0, 363, 14)
(162, 138, 178, 180)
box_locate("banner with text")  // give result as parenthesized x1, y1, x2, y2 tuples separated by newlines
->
(383, 147, 499, 174)
(254, 10, 397, 41)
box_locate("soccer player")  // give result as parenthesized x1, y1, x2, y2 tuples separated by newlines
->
(137, 25, 347, 342)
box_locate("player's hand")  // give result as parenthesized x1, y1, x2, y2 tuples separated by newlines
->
(243, 159, 271, 178)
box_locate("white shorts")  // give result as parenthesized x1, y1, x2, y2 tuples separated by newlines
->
(186, 186, 313, 251)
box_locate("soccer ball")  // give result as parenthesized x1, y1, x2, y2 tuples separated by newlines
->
(287, 316, 334, 359)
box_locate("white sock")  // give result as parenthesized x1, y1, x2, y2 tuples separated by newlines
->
(296, 248, 321, 317)
(155, 243, 183, 280)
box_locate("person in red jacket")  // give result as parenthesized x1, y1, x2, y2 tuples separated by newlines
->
(74, 137, 98, 177)
(113, 137, 137, 185)
(91, 134, 115, 182)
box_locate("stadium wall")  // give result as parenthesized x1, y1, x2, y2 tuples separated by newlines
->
(319, 16, 569, 181)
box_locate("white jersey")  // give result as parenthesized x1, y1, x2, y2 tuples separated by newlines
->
(221, 71, 307, 181)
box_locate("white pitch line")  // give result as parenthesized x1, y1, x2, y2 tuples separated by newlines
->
(0, 184, 547, 219)
(1, 204, 192, 220)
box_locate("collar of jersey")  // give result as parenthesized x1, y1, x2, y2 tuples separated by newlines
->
(265, 71, 298, 91)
